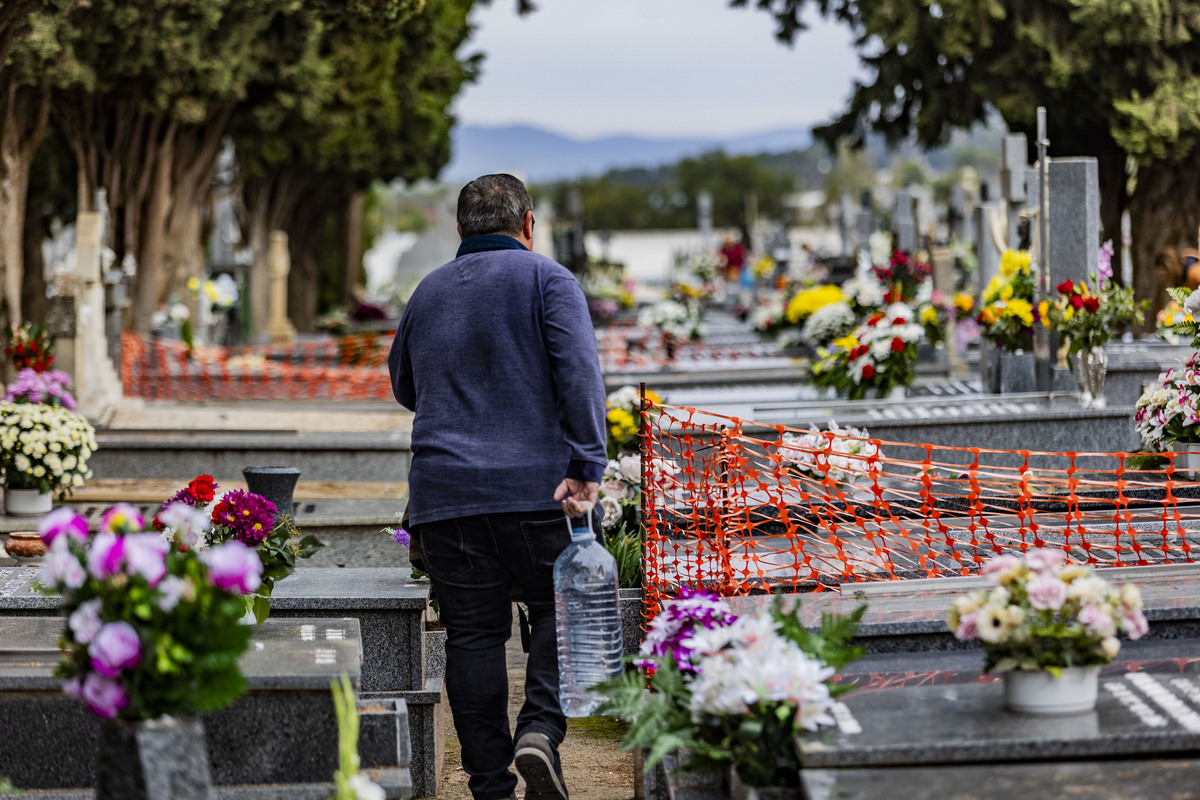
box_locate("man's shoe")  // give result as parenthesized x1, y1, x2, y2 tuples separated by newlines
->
(514, 731, 568, 800)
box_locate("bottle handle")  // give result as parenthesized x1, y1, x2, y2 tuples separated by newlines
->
(564, 507, 594, 539)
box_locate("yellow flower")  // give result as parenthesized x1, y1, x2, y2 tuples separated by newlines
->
(978, 306, 997, 325)
(953, 293, 974, 314)
(999, 249, 1031, 278)
(785, 285, 844, 324)
(1164, 312, 1176, 326)
(187, 277, 200, 292)
(1004, 298, 1033, 327)
(999, 283, 1014, 301)
(831, 334, 858, 351)
(1064, 305, 1075, 321)
(1038, 301, 1050, 327)
(982, 276, 1004, 304)
(644, 389, 662, 406)
(919, 306, 939, 325)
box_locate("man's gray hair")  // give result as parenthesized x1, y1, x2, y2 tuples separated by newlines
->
(457, 174, 533, 239)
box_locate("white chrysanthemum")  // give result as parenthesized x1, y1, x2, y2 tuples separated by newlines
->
(800, 302, 856, 345)
(600, 496, 623, 528)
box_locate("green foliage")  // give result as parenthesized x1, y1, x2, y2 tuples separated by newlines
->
(601, 522, 642, 590)
(769, 594, 867, 680)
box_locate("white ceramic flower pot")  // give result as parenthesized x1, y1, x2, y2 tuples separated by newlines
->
(4, 488, 52, 517)
(1003, 665, 1100, 714)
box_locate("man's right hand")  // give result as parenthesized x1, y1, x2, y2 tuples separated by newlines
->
(554, 478, 599, 517)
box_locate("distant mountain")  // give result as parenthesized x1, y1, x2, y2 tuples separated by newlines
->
(443, 123, 814, 183)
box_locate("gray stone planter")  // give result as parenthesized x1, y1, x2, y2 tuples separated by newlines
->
(619, 588, 644, 657)
(96, 715, 215, 800)
(425, 626, 446, 679)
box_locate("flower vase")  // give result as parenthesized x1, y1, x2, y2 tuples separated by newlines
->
(4, 487, 52, 517)
(663, 332, 677, 363)
(729, 767, 801, 800)
(1070, 346, 1108, 409)
(95, 715, 216, 800)
(242, 466, 301, 525)
(1002, 666, 1100, 714)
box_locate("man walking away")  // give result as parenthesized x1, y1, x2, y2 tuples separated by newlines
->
(388, 174, 607, 800)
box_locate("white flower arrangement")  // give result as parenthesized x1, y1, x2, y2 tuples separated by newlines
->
(638, 299, 701, 340)
(777, 419, 882, 485)
(1134, 352, 1200, 452)
(0, 401, 97, 496)
(800, 301, 856, 346)
(750, 292, 788, 336)
(685, 251, 723, 284)
(840, 274, 886, 310)
(947, 549, 1148, 673)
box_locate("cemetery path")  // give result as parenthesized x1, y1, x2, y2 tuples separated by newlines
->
(437, 616, 637, 800)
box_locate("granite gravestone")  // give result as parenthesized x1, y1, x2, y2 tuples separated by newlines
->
(893, 191, 917, 255)
(1000, 133, 1029, 251)
(801, 759, 1200, 800)
(1048, 157, 1101, 289)
(796, 675, 1200, 770)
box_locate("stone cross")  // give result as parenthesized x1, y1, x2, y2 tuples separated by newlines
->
(893, 191, 917, 254)
(1000, 134, 1029, 251)
(267, 230, 297, 344)
(929, 244, 968, 377)
(58, 209, 126, 421)
(1047, 157, 1101, 289)
(855, 190, 875, 253)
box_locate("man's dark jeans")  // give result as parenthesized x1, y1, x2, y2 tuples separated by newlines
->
(419, 509, 573, 800)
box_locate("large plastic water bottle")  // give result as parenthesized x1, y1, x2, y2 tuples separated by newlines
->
(554, 512, 623, 717)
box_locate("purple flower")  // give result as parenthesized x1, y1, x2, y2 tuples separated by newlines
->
(68, 598, 104, 645)
(201, 540, 263, 594)
(637, 587, 738, 672)
(123, 534, 169, 587)
(79, 672, 129, 719)
(87, 532, 125, 579)
(157, 575, 191, 612)
(38, 507, 90, 545)
(100, 504, 144, 535)
(41, 537, 86, 591)
(1097, 240, 1114, 283)
(390, 527, 411, 546)
(88, 621, 142, 677)
(212, 490, 276, 546)
(954, 612, 978, 641)
(1026, 575, 1068, 611)
(157, 502, 210, 548)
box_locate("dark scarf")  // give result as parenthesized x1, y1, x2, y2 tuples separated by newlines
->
(456, 234, 527, 258)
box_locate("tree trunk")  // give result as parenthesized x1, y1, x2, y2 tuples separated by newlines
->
(1129, 148, 1200, 325)
(343, 189, 366, 305)
(0, 83, 50, 337)
(21, 190, 46, 323)
(286, 201, 329, 334)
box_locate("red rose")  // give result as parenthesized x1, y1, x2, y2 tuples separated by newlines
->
(1082, 297, 1100, 313)
(892, 317, 907, 325)
(883, 291, 896, 304)
(890, 337, 906, 352)
(862, 364, 876, 379)
(867, 313, 884, 327)
(189, 474, 217, 504)
(1070, 295, 1084, 309)
(1056, 280, 1074, 295)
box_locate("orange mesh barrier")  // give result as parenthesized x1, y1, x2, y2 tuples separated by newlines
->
(640, 398, 1200, 617)
(121, 331, 395, 401)
(598, 324, 789, 373)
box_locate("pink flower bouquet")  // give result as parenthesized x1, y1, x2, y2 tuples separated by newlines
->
(947, 549, 1149, 674)
(38, 503, 259, 719)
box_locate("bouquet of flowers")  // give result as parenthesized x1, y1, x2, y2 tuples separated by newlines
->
(977, 250, 1035, 351)
(809, 305, 925, 400)
(598, 454, 642, 589)
(7, 321, 54, 372)
(872, 251, 932, 303)
(947, 549, 1148, 674)
(0, 401, 96, 496)
(605, 385, 661, 458)
(1134, 353, 1200, 451)
(38, 504, 259, 719)
(840, 273, 886, 313)
(638, 299, 702, 341)
(749, 291, 789, 340)
(685, 251, 723, 284)
(1043, 244, 1145, 361)
(4, 368, 76, 409)
(155, 475, 325, 624)
(601, 590, 865, 787)
(776, 420, 882, 486)
(582, 270, 635, 326)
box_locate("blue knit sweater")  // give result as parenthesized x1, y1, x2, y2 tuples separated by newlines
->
(388, 237, 608, 526)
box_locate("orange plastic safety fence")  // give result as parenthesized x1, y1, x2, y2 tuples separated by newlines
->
(598, 324, 787, 374)
(121, 331, 395, 401)
(640, 401, 1200, 618)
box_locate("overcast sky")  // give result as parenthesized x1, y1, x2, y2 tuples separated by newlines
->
(452, 0, 865, 140)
